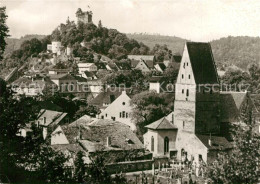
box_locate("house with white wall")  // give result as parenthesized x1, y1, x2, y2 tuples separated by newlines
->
(98, 91, 135, 130)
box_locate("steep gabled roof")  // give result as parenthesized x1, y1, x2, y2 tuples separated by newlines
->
(145, 117, 177, 130)
(186, 42, 219, 84)
(37, 109, 67, 127)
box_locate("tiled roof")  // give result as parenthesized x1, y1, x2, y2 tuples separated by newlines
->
(90, 87, 132, 107)
(219, 93, 240, 122)
(115, 62, 131, 70)
(128, 55, 154, 61)
(145, 117, 177, 130)
(62, 118, 143, 151)
(37, 101, 63, 111)
(149, 76, 164, 82)
(130, 60, 140, 68)
(84, 71, 96, 78)
(49, 74, 76, 80)
(74, 75, 88, 82)
(157, 63, 166, 71)
(186, 42, 219, 84)
(221, 91, 247, 110)
(37, 109, 67, 127)
(95, 62, 107, 70)
(144, 60, 154, 69)
(196, 134, 233, 150)
(51, 143, 84, 153)
(12, 76, 56, 89)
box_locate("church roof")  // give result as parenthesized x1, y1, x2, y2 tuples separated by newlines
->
(145, 117, 177, 130)
(196, 134, 233, 151)
(186, 42, 219, 84)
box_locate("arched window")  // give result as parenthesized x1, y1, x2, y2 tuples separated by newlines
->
(151, 136, 154, 152)
(164, 137, 169, 153)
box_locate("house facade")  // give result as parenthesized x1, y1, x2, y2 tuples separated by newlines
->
(98, 91, 135, 130)
(78, 63, 97, 74)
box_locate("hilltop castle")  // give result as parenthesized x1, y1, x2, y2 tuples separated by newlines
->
(76, 8, 93, 24)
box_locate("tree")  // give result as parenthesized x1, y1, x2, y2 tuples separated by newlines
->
(131, 91, 173, 137)
(0, 6, 9, 61)
(86, 155, 112, 184)
(74, 151, 86, 183)
(206, 123, 260, 184)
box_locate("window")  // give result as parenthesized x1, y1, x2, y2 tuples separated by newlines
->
(187, 62, 188, 66)
(182, 89, 184, 94)
(119, 112, 122, 118)
(164, 137, 169, 153)
(186, 89, 189, 96)
(151, 136, 154, 152)
(188, 75, 191, 79)
(126, 113, 128, 118)
(183, 121, 185, 128)
(183, 63, 185, 68)
(182, 74, 184, 79)
(105, 114, 107, 117)
(122, 102, 125, 105)
(122, 111, 125, 118)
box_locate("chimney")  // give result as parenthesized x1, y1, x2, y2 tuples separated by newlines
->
(43, 117, 46, 125)
(208, 133, 212, 146)
(106, 136, 111, 147)
(43, 127, 47, 140)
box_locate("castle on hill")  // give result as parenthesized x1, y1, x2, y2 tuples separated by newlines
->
(76, 8, 93, 24)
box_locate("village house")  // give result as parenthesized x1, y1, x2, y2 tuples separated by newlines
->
(49, 73, 77, 92)
(95, 62, 107, 71)
(78, 63, 97, 74)
(90, 87, 131, 110)
(50, 116, 144, 165)
(48, 65, 70, 75)
(98, 91, 135, 130)
(12, 75, 56, 97)
(81, 71, 97, 80)
(35, 109, 69, 140)
(47, 41, 63, 55)
(128, 55, 155, 72)
(144, 42, 233, 164)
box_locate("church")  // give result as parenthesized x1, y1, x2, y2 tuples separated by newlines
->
(144, 42, 237, 164)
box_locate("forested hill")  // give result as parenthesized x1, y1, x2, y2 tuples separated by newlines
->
(5, 35, 46, 56)
(127, 33, 187, 55)
(211, 36, 260, 69)
(127, 34, 260, 70)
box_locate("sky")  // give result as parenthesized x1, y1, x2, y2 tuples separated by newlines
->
(1, 0, 260, 41)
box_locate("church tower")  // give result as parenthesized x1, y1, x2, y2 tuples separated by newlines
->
(174, 42, 220, 135)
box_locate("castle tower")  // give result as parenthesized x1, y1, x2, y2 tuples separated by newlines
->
(76, 8, 93, 24)
(174, 42, 220, 135)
